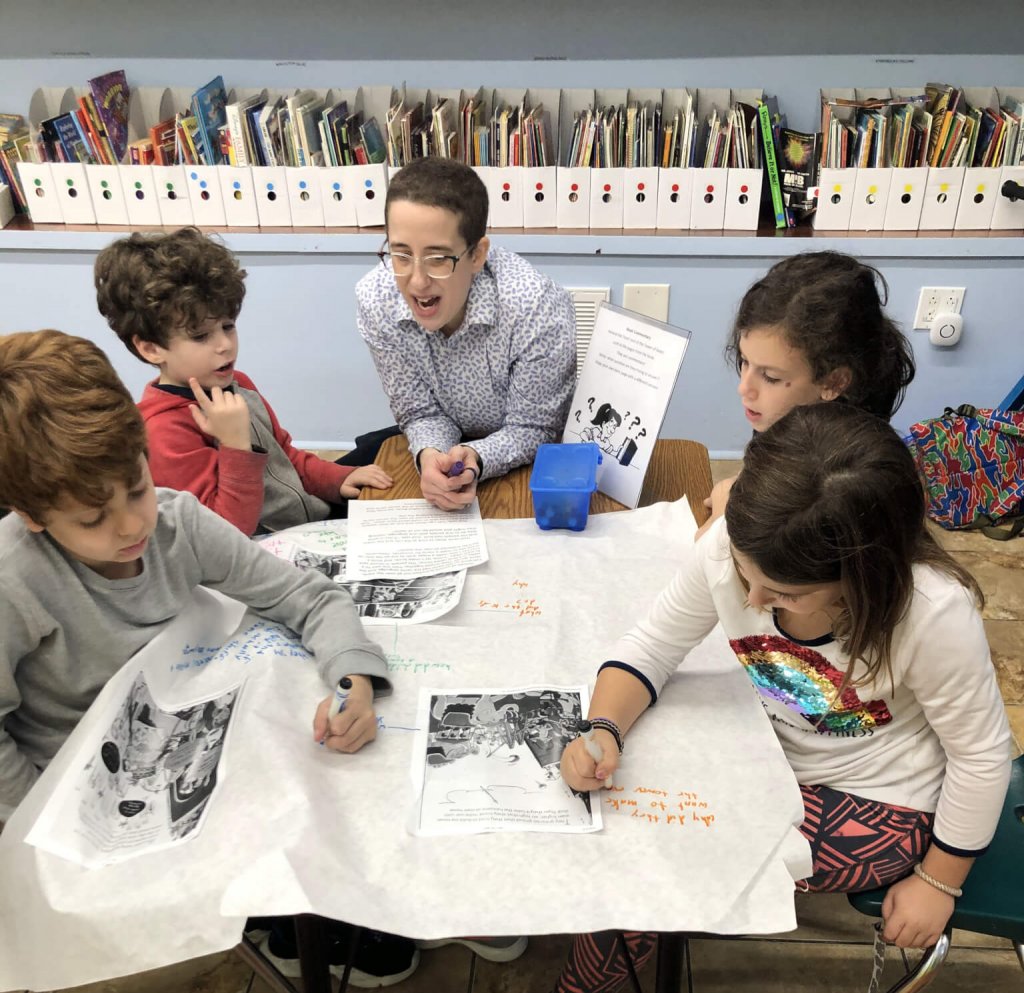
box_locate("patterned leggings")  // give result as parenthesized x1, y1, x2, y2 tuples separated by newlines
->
(552, 785, 934, 993)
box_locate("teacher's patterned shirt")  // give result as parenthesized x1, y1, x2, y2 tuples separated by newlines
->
(356, 246, 576, 479)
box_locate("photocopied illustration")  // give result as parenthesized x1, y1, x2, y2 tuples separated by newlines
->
(260, 521, 465, 625)
(26, 671, 242, 868)
(412, 685, 601, 836)
(564, 302, 691, 508)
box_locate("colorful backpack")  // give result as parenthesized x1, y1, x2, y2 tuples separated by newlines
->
(904, 404, 1024, 540)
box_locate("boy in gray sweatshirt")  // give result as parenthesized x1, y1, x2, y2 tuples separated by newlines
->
(0, 329, 391, 819)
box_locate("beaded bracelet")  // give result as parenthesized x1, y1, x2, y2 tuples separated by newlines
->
(913, 862, 963, 898)
(587, 717, 624, 754)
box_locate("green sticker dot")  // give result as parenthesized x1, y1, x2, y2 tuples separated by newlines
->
(166, 183, 174, 190)
(33, 178, 41, 186)
(134, 182, 142, 189)
(66, 178, 74, 186)
(100, 180, 108, 188)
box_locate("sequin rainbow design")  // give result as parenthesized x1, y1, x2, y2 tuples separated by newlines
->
(729, 634, 892, 734)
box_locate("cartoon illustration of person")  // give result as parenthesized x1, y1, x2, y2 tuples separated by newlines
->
(578, 402, 622, 455)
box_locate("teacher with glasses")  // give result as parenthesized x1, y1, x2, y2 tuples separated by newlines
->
(356, 157, 577, 511)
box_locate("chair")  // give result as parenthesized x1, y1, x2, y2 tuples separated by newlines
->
(847, 754, 1024, 992)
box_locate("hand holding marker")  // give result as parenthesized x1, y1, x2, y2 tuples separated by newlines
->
(447, 460, 465, 479)
(576, 719, 613, 788)
(321, 676, 352, 746)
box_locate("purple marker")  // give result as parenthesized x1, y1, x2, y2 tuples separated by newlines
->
(447, 460, 465, 478)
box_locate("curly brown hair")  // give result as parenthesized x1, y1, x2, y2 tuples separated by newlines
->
(95, 227, 246, 361)
(0, 330, 147, 521)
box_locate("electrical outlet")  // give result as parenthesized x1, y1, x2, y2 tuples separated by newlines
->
(623, 283, 670, 323)
(913, 287, 966, 330)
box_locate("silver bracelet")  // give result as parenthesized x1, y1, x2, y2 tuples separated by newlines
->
(912, 862, 963, 898)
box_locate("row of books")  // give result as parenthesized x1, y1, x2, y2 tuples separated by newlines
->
(821, 84, 1024, 170)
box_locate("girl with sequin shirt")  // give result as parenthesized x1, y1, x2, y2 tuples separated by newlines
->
(554, 403, 1011, 993)
(699, 251, 916, 537)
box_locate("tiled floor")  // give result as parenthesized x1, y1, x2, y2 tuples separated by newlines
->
(11, 461, 1023, 993)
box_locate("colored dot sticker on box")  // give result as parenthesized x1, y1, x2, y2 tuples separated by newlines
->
(298, 181, 306, 189)
(706, 184, 714, 192)
(833, 184, 842, 193)
(570, 183, 578, 191)
(502, 183, 510, 191)
(268, 182, 275, 191)
(603, 184, 611, 192)
(740, 184, 748, 193)
(135, 181, 142, 189)
(976, 184, 986, 192)
(66, 179, 74, 187)
(868, 185, 877, 194)
(671, 184, 679, 192)
(536, 182, 543, 190)
(333, 182, 341, 191)
(232, 181, 240, 190)
(940, 183, 949, 192)
(200, 180, 207, 189)
(365, 179, 373, 188)
(100, 180, 108, 188)
(190, 172, 198, 181)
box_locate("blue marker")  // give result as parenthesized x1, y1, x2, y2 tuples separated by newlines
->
(447, 460, 465, 478)
(321, 676, 353, 746)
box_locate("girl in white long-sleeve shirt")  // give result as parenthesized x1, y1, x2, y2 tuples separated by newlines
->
(555, 403, 1013, 993)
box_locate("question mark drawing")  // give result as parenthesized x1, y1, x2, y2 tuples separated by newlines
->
(588, 397, 595, 412)
(637, 428, 647, 439)
(623, 411, 630, 420)
(575, 410, 581, 422)
(630, 416, 641, 429)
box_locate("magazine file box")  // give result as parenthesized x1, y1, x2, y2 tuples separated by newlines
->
(655, 168, 693, 230)
(350, 164, 387, 227)
(622, 167, 659, 229)
(589, 168, 625, 228)
(252, 166, 294, 227)
(320, 167, 358, 227)
(285, 167, 325, 227)
(848, 168, 892, 231)
(151, 165, 193, 226)
(813, 168, 856, 230)
(521, 166, 557, 228)
(16, 163, 62, 224)
(882, 167, 928, 231)
(556, 167, 591, 228)
(0, 184, 14, 228)
(476, 166, 524, 228)
(49, 163, 97, 224)
(990, 166, 1024, 230)
(689, 167, 728, 229)
(84, 164, 130, 225)
(954, 168, 1001, 229)
(119, 165, 163, 225)
(723, 168, 762, 230)
(218, 166, 260, 227)
(918, 168, 965, 231)
(184, 166, 228, 226)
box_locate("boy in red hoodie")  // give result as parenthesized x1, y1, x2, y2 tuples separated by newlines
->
(96, 228, 391, 535)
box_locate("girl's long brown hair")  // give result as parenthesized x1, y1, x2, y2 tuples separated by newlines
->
(725, 403, 982, 692)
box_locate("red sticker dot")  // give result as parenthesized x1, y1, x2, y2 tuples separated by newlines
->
(706, 185, 714, 193)
(502, 183, 510, 191)
(536, 182, 543, 190)
(603, 184, 611, 192)
(637, 182, 645, 191)
(740, 184, 748, 193)
(671, 184, 679, 192)
(570, 183, 578, 191)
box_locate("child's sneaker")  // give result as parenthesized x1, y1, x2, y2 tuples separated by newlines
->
(416, 935, 528, 962)
(260, 920, 419, 988)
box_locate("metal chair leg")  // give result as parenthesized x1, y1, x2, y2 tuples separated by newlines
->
(294, 915, 333, 993)
(1015, 940, 1024, 973)
(234, 935, 299, 993)
(880, 932, 952, 993)
(655, 932, 685, 993)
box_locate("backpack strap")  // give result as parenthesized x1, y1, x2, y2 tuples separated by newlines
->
(969, 514, 1024, 541)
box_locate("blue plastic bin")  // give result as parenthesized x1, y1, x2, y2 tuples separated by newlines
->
(529, 443, 602, 531)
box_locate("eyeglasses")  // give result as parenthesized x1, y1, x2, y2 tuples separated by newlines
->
(377, 243, 475, 279)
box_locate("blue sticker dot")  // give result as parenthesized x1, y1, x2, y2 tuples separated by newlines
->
(333, 182, 341, 191)
(200, 180, 207, 189)
(267, 182, 274, 191)
(299, 181, 307, 189)
(190, 172, 198, 181)
(364, 179, 373, 188)
(233, 181, 241, 190)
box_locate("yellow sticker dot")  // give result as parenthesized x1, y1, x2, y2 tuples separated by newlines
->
(977, 184, 986, 193)
(868, 185, 878, 194)
(939, 183, 949, 192)
(833, 184, 842, 193)
(904, 184, 913, 193)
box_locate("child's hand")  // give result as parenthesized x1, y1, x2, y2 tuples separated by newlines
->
(188, 379, 251, 451)
(339, 465, 393, 499)
(880, 873, 955, 949)
(560, 730, 620, 792)
(312, 675, 377, 753)
(418, 447, 479, 511)
(695, 475, 737, 540)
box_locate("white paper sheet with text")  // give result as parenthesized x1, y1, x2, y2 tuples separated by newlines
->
(345, 498, 489, 580)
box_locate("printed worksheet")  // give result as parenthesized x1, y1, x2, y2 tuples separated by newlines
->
(346, 499, 489, 580)
(260, 521, 465, 625)
(411, 685, 601, 836)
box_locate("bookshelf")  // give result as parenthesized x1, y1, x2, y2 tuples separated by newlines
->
(1, 9, 1021, 454)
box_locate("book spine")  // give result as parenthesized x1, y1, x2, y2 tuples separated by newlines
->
(758, 102, 787, 229)
(226, 104, 249, 168)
